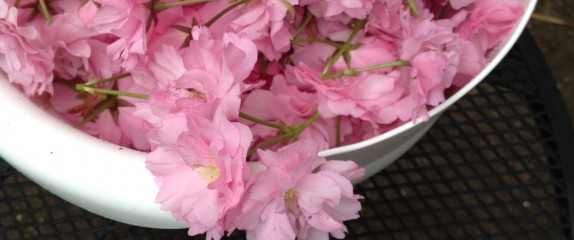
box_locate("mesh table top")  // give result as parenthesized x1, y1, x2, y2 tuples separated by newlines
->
(2, 31, 574, 240)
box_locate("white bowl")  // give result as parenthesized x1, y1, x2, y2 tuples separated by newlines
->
(0, 0, 536, 229)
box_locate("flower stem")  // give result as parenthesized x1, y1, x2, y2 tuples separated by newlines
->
(239, 112, 282, 129)
(293, 112, 320, 137)
(279, 0, 295, 21)
(260, 57, 269, 77)
(74, 96, 118, 126)
(205, 0, 248, 27)
(154, 0, 213, 12)
(247, 112, 321, 156)
(292, 10, 312, 37)
(76, 85, 150, 100)
(38, 0, 52, 24)
(322, 18, 366, 77)
(292, 38, 344, 48)
(323, 60, 411, 79)
(406, 0, 419, 17)
(247, 134, 292, 156)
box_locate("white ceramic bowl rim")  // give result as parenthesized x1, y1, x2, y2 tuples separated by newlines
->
(0, 0, 537, 230)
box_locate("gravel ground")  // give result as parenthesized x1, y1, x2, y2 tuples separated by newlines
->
(528, 0, 574, 124)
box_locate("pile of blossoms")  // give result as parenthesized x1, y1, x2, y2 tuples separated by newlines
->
(1, 0, 524, 239)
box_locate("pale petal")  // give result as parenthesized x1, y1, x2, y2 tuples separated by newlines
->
(297, 174, 341, 213)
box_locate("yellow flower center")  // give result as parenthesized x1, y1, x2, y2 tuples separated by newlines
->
(187, 88, 206, 102)
(194, 164, 220, 183)
(284, 188, 299, 209)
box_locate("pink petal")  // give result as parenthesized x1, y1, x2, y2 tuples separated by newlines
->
(320, 160, 364, 181)
(296, 174, 341, 213)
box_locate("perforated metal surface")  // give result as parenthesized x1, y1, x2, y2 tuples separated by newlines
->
(1, 31, 573, 239)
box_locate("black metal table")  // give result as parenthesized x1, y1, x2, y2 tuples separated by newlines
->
(2, 31, 573, 239)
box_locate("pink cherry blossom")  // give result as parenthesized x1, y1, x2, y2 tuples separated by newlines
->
(133, 26, 257, 118)
(45, 13, 101, 80)
(393, 50, 454, 121)
(1, 1, 528, 238)
(411, 51, 452, 106)
(243, 75, 317, 126)
(228, 0, 298, 60)
(228, 140, 363, 240)
(240, 74, 338, 149)
(456, 0, 524, 54)
(287, 64, 404, 125)
(379, 6, 464, 121)
(147, 109, 252, 239)
(133, 89, 192, 149)
(290, 41, 335, 71)
(365, 0, 405, 40)
(452, 38, 486, 87)
(88, 0, 150, 70)
(0, 2, 54, 96)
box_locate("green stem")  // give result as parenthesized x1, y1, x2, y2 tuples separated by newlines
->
(247, 112, 321, 156)
(247, 134, 293, 156)
(14, 0, 20, 7)
(282, 56, 292, 66)
(322, 19, 366, 77)
(76, 85, 150, 100)
(279, 0, 295, 20)
(173, 25, 192, 33)
(293, 112, 320, 137)
(205, 0, 247, 27)
(154, 0, 213, 12)
(85, 73, 132, 87)
(323, 60, 411, 80)
(74, 96, 117, 126)
(260, 58, 269, 77)
(239, 112, 282, 129)
(292, 10, 312, 37)
(406, 0, 419, 17)
(38, 0, 52, 24)
(292, 38, 344, 48)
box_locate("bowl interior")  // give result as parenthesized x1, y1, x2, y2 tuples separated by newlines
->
(0, 0, 537, 229)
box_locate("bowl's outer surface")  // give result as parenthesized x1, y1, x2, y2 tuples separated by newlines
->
(0, 79, 188, 228)
(0, 0, 536, 229)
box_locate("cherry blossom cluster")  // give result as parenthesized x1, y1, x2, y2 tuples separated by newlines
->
(0, 0, 524, 239)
